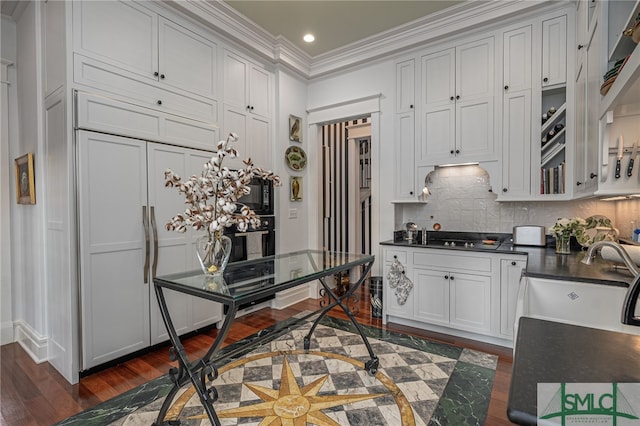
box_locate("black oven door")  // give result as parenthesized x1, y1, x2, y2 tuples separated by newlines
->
(226, 216, 276, 263)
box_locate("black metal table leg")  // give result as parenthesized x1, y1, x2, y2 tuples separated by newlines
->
(153, 286, 223, 426)
(304, 260, 379, 374)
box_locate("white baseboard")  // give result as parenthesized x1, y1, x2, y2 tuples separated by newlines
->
(13, 320, 48, 363)
(273, 285, 309, 309)
(1, 320, 14, 345)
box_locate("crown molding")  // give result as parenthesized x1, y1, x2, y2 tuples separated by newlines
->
(166, 0, 566, 79)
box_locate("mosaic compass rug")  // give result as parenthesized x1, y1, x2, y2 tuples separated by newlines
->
(57, 316, 498, 426)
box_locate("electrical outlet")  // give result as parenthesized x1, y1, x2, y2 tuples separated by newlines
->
(288, 208, 297, 219)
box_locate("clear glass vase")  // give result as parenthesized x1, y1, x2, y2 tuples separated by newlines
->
(555, 235, 571, 254)
(196, 232, 232, 276)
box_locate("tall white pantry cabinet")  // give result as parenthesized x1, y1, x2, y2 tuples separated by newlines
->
(39, 1, 274, 381)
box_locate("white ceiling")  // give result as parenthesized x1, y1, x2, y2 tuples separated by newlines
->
(223, 0, 465, 57)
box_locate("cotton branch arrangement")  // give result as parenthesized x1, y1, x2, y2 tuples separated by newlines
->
(164, 132, 280, 238)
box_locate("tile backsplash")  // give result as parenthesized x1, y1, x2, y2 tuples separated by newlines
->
(399, 165, 640, 240)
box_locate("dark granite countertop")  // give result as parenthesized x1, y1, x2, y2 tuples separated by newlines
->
(381, 236, 635, 287)
(508, 317, 640, 425)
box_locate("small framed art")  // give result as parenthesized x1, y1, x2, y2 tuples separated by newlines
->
(289, 115, 301, 142)
(15, 153, 36, 205)
(290, 176, 302, 201)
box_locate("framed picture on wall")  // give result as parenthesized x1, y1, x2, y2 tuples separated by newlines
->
(15, 152, 36, 205)
(289, 115, 301, 142)
(290, 176, 302, 201)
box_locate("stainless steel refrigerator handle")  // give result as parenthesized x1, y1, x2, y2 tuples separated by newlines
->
(142, 206, 150, 284)
(151, 206, 159, 279)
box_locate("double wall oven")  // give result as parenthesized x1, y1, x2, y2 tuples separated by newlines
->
(222, 176, 276, 311)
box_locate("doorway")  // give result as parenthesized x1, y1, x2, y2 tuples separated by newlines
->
(321, 117, 372, 277)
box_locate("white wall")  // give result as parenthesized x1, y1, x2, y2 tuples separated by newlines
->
(1, 16, 17, 345)
(11, 2, 49, 361)
(307, 60, 396, 275)
(275, 69, 309, 253)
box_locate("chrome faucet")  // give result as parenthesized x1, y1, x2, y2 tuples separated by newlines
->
(581, 240, 640, 277)
(581, 240, 640, 326)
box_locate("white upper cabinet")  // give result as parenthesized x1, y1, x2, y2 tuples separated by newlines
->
(503, 26, 533, 93)
(73, 1, 218, 122)
(223, 50, 271, 119)
(158, 18, 218, 99)
(541, 15, 568, 87)
(396, 59, 416, 113)
(74, 1, 158, 81)
(418, 37, 495, 166)
(500, 26, 532, 199)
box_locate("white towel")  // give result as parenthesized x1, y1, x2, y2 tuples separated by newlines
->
(246, 232, 264, 260)
(601, 245, 640, 266)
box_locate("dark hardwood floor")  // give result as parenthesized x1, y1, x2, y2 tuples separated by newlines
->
(0, 289, 513, 425)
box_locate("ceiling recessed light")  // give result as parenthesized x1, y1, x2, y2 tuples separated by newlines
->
(303, 34, 315, 43)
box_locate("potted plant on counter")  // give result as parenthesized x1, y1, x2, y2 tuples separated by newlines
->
(550, 217, 586, 254)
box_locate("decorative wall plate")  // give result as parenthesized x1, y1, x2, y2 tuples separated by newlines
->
(576, 215, 618, 247)
(285, 146, 307, 171)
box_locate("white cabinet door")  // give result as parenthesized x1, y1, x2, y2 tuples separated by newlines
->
(74, 1, 158, 82)
(222, 108, 272, 170)
(224, 50, 272, 119)
(395, 112, 417, 200)
(542, 15, 567, 87)
(396, 59, 416, 113)
(501, 90, 532, 197)
(500, 259, 526, 337)
(574, 57, 587, 192)
(382, 249, 412, 319)
(419, 38, 494, 165)
(584, 17, 600, 190)
(78, 131, 150, 369)
(148, 145, 221, 343)
(503, 26, 532, 93)
(159, 18, 217, 100)
(413, 268, 449, 325)
(449, 272, 492, 333)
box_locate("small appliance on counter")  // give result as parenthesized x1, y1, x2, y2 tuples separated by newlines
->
(513, 225, 546, 246)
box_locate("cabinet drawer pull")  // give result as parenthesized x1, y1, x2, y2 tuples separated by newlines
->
(590, 173, 598, 179)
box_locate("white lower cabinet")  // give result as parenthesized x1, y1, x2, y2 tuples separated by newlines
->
(383, 249, 413, 319)
(78, 130, 221, 370)
(414, 268, 491, 334)
(382, 245, 526, 344)
(499, 258, 526, 338)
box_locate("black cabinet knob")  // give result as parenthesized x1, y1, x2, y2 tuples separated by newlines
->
(576, 181, 583, 186)
(154, 71, 159, 77)
(578, 44, 584, 50)
(247, 105, 251, 110)
(393, 255, 397, 259)
(409, 104, 414, 109)
(409, 191, 413, 195)
(450, 150, 455, 154)
(504, 85, 509, 90)
(444, 275, 449, 280)
(157, 100, 162, 105)
(511, 261, 517, 266)
(456, 95, 460, 100)
(543, 77, 549, 83)
(455, 149, 460, 154)
(590, 172, 598, 179)
(450, 96, 454, 101)
(160, 74, 165, 79)
(450, 276, 454, 280)
(503, 188, 508, 192)
(250, 106, 254, 111)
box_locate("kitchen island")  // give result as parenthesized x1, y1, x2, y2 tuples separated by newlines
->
(508, 316, 640, 425)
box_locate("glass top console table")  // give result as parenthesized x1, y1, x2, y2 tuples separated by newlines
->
(152, 249, 376, 426)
